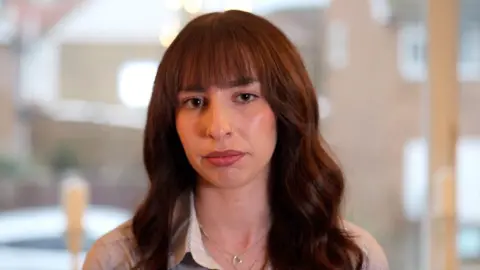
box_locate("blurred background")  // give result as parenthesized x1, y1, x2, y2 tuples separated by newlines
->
(0, 0, 478, 269)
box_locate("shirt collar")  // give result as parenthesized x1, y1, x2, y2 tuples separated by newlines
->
(165, 194, 367, 270)
(168, 192, 271, 270)
(169, 192, 222, 269)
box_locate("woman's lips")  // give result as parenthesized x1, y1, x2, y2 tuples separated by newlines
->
(203, 150, 245, 167)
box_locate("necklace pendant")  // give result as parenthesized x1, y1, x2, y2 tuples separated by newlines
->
(232, 255, 243, 265)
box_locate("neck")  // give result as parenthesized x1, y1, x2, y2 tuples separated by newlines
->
(194, 178, 270, 247)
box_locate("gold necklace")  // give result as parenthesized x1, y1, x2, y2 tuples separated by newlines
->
(199, 224, 268, 267)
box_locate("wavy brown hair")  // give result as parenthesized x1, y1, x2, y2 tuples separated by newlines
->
(132, 10, 365, 270)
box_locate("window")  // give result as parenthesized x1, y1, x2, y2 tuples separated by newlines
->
(398, 23, 480, 82)
(459, 25, 480, 81)
(459, 227, 480, 260)
(369, 0, 392, 25)
(117, 61, 158, 108)
(403, 137, 480, 259)
(327, 20, 349, 70)
(0, 3, 15, 43)
(397, 23, 427, 81)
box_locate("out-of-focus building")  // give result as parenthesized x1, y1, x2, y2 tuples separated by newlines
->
(0, 0, 325, 211)
(0, 0, 479, 268)
(323, 0, 480, 268)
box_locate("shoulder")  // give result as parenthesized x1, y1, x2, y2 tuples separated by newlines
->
(82, 221, 138, 270)
(342, 220, 389, 270)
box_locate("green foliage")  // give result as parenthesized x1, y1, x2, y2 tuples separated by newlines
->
(0, 155, 20, 178)
(49, 145, 79, 174)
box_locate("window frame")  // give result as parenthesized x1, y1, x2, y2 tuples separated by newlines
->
(398, 23, 480, 82)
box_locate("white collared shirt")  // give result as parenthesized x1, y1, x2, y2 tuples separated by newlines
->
(83, 192, 389, 270)
(178, 193, 223, 269)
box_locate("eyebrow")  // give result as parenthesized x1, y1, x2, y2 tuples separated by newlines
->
(182, 76, 257, 92)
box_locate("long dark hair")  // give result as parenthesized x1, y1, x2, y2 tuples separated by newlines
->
(132, 10, 364, 270)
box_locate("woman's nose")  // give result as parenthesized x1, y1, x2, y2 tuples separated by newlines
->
(202, 98, 233, 140)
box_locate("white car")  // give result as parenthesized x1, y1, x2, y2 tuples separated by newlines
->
(0, 205, 131, 270)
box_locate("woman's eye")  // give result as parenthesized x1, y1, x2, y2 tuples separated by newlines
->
(183, 97, 204, 109)
(235, 93, 257, 103)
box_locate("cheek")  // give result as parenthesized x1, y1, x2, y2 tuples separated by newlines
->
(176, 115, 195, 151)
(175, 118, 186, 141)
(246, 106, 277, 141)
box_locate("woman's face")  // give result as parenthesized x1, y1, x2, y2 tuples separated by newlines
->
(176, 79, 277, 189)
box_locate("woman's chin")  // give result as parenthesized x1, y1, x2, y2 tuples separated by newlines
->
(197, 175, 256, 190)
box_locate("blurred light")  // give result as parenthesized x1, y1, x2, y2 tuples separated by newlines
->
(224, 0, 253, 12)
(159, 32, 176, 47)
(165, 0, 182, 11)
(184, 0, 203, 14)
(159, 19, 181, 47)
(117, 61, 158, 108)
(159, 29, 178, 47)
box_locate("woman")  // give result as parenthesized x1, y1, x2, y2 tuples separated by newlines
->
(83, 10, 388, 270)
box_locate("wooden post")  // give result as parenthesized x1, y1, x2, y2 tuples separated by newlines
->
(61, 173, 90, 270)
(425, 0, 459, 269)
